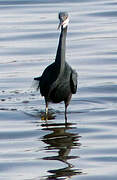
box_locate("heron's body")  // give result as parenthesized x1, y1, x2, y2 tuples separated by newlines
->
(34, 12, 77, 122)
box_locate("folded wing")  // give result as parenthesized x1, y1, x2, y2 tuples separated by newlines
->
(70, 70, 77, 94)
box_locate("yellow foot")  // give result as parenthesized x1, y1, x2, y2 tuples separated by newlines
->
(41, 113, 48, 120)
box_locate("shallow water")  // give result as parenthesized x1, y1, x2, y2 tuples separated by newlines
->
(0, 0, 117, 179)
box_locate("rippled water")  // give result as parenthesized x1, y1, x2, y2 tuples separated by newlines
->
(0, 0, 117, 179)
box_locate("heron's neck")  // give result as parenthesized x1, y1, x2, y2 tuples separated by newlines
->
(55, 26, 67, 73)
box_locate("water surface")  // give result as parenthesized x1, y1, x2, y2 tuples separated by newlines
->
(0, 0, 117, 179)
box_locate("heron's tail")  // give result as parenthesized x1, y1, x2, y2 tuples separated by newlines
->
(34, 77, 41, 81)
(33, 76, 41, 90)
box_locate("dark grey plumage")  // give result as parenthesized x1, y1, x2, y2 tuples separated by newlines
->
(34, 12, 77, 122)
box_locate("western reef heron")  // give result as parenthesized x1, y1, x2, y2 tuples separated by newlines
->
(34, 12, 77, 122)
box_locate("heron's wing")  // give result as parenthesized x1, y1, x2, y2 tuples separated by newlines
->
(70, 70, 77, 94)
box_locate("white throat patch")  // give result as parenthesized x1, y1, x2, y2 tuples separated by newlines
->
(62, 17, 69, 28)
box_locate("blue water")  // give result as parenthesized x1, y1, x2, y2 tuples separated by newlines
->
(0, 0, 117, 179)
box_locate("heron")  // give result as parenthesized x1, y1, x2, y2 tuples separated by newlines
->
(34, 12, 77, 122)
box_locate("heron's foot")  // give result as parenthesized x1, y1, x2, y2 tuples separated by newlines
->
(40, 108, 56, 120)
(40, 112, 48, 120)
(45, 113, 48, 120)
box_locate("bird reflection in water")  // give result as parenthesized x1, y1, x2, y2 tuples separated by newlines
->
(41, 122, 82, 179)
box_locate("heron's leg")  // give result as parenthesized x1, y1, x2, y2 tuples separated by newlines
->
(45, 100, 48, 120)
(64, 94, 72, 124)
(46, 105, 48, 116)
(65, 104, 67, 123)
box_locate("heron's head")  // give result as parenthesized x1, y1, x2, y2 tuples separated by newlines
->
(58, 12, 69, 29)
